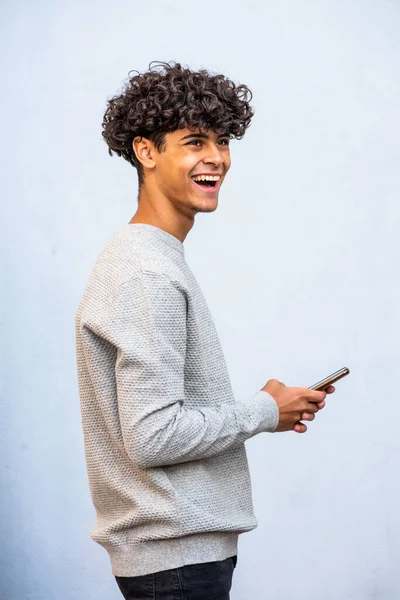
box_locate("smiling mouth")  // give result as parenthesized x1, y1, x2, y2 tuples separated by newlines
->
(191, 175, 221, 191)
(193, 180, 217, 188)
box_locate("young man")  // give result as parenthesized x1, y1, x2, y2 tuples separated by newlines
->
(75, 62, 334, 600)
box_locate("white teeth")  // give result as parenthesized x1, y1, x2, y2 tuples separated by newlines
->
(192, 175, 221, 182)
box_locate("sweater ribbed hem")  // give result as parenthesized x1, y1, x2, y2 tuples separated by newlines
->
(105, 531, 239, 577)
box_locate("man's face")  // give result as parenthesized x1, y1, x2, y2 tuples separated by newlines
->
(151, 127, 231, 216)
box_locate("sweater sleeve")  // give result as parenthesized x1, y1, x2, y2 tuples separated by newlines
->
(105, 271, 279, 469)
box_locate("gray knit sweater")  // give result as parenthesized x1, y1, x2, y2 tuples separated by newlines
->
(75, 223, 279, 577)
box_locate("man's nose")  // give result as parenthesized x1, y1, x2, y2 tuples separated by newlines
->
(203, 148, 224, 166)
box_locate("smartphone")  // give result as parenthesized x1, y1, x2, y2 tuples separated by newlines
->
(309, 367, 350, 391)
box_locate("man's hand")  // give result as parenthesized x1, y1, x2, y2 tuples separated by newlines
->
(261, 379, 336, 433)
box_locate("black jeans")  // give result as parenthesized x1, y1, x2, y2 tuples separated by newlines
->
(115, 555, 238, 600)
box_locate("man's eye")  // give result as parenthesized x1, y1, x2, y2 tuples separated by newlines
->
(218, 139, 230, 146)
(188, 140, 202, 146)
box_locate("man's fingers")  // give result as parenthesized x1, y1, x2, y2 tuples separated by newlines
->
(317, 400, 325, 409)
(304, 402, 319, 414)
(301, 412, 315, 421)
(307, 389, 327, 403)
(294, 422, 307, 433)
(325, 385, 335, 394)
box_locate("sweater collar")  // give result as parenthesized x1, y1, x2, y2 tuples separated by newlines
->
(127, 223, 184, 255)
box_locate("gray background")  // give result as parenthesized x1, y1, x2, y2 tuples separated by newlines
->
(1, 1, 399, 598)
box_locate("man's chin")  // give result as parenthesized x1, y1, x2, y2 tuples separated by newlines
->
(191, 195, 219, 214)
(196, 204, 218, 214)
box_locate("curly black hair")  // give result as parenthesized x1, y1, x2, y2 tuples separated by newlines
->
(101, 61, 254, 186)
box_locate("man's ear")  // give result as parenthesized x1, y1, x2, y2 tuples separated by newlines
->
(132, 136, 156, 170)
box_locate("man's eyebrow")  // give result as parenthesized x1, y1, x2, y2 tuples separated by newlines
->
(180, 132, 230, 141)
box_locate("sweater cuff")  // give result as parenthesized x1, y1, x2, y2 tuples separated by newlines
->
(252, 390, 279, 433)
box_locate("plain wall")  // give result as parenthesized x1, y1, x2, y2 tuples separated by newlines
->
(1, 1, 399, 598)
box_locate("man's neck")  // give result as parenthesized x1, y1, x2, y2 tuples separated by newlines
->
(129, 187, 194, 243)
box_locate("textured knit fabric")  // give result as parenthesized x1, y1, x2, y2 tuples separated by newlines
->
(75, 223, 279, 577)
